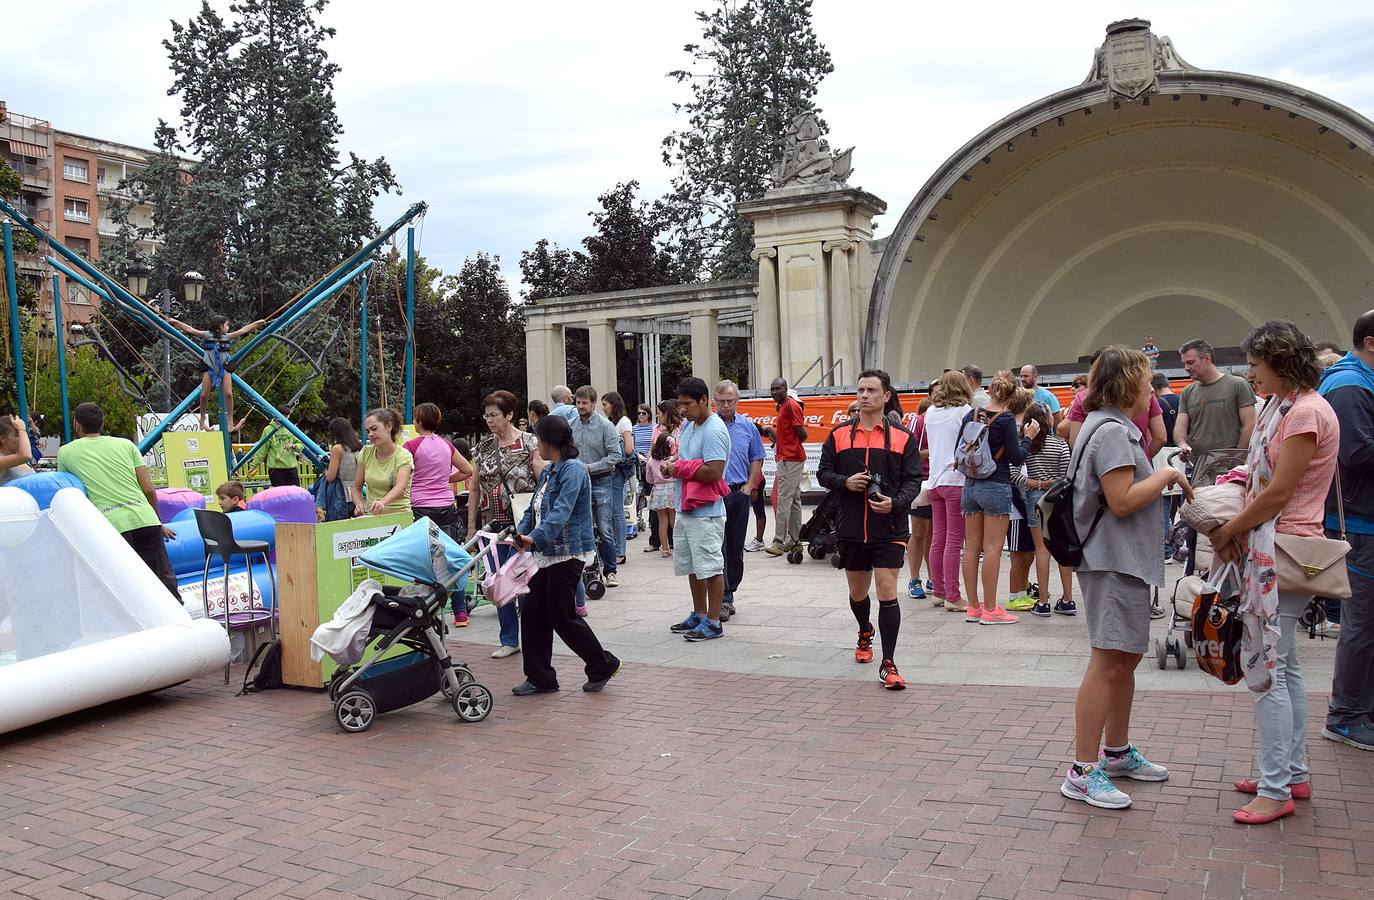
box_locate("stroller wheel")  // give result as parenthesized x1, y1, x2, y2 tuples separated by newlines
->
(328, 668, 354, 702)
(1172, 637, 1187, 670)
(452, 683, 493, 722)
(1155, 639, 1168, 670)
(586, 579, 606, 600)
(786, 549, 803, 564)
(439, 667, 474, 701)
(334, 690, 376, 733)
(807, 544, 825, 560)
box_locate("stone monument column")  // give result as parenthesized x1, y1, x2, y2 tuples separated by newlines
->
(737, 113, 885, 390)
(690, 309, 720, 389)
(752, 248, 780, 390)
(823, 239, 854, 386)
(586, 318, 617, 395)
(525, 322, 566, 407)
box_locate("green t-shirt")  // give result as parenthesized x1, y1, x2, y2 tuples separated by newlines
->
(263, 428, 302, 470)
(57, 435, 159, 534)
(357, 444, 413, 514)
(1180, 373, 1255, 454)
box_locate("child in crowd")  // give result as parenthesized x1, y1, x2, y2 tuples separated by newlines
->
(215, 480, 248, 513)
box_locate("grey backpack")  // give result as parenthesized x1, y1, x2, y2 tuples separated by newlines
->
(953, 410, 1005, 480)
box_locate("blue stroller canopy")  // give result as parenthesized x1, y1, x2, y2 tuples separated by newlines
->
(357, 517, 473, 590)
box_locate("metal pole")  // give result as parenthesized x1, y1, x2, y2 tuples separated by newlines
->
(404, 226, 415, 422)
(137, 388, 200, 456)
(216, 375, 235, 472)
(51, 274, 70, 443)
(160, 286, 171, 411)
(229, 373, 325, 464)
(359, 274, 368, 425)
(231, 424, 277, 474)
(3, 222, 27, 423)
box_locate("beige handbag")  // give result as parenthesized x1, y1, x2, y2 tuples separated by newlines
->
(1274, 472, 1350, 599)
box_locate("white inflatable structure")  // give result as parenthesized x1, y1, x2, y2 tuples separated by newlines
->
(0, 486, 229, 735)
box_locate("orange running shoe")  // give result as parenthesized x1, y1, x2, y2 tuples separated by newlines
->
(854, 627, 874, 664)
(879, 659, 906, 690)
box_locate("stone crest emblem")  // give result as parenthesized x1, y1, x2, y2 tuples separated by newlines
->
(1103, 19, 1158, 99)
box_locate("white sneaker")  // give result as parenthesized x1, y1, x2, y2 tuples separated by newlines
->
(491, 645, 520, 659)
(745, 539, 767, 553)
(604, 572, 620, 588)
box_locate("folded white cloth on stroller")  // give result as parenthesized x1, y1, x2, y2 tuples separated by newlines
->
(310, 579, 383, 666)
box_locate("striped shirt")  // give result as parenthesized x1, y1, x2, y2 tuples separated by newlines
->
(1013, 434, 1071, 488)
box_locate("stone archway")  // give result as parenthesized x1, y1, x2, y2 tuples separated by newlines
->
(865, 20, 1374, 379)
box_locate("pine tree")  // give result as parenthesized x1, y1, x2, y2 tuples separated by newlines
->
(660, 0, 833, 279)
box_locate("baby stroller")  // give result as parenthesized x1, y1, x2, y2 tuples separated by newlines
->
(797, 489, 842, 566)
(325, 519, 512, 733)
(1155, 448, 1248, 670)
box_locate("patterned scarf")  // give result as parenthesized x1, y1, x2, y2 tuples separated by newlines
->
(1238, 391, 1296, 693)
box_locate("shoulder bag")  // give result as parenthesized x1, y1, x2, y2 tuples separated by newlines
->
(1274, 470, 1350, 599)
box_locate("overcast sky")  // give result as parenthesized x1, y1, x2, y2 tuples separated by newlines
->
(5, 1, 1374, 294)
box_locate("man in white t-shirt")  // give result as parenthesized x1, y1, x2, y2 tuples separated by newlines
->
(963, 365, 990, 409)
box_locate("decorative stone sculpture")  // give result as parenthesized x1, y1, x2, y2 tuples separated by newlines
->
(1083, 18, 1194, 99)
(770, 112, 854, 188)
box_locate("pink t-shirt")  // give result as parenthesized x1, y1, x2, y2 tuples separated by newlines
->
(403, 434, 458, 508)
(1067, 393, 1163, 457)
(1265, 391, 1339, 537)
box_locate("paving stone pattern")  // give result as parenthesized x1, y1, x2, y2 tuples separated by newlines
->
(2, 646, 1372, 899)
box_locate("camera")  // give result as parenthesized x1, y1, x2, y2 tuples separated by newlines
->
(865, 470, 885, 499)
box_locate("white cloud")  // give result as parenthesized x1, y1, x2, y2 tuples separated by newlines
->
(4, 0, 1373, 293)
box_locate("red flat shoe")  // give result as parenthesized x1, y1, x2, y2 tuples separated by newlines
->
(1233, 798, 1296, 824)
(1233, 778, 1310, 800)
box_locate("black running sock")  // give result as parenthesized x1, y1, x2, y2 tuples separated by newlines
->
(878, 598, 900, 662)
(850, 596, 872, 632)
(1103, 744, 1132, 758)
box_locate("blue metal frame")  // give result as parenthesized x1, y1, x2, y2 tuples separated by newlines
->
(359, 274, 369, 425)
(404, 225, 415, 421)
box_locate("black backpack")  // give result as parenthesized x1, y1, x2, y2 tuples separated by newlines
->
(237, 639, 283, 695)
(1040, 419, 1109, 567)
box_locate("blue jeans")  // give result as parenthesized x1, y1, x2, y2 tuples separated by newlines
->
(610, 470, 628, 558)
(590, 477, 618, 574)
(1254, 593, 1310, 800)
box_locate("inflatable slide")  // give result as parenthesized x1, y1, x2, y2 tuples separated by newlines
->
(0, 483, 230, 735)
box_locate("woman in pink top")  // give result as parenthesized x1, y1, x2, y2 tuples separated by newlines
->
(1209, 321, 1338, 825)
(404, 402, 474, 540)
(1060, 349, 1166, 456)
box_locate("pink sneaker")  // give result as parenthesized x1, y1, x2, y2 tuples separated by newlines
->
(453, 609, 469, 627)
(980, 606, 1019, 625)
(964, 605, 984, 623)
(576, 605, 588, 618)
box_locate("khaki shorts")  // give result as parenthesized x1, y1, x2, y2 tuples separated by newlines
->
(673, 514, 725, 579)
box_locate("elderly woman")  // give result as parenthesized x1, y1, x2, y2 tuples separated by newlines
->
(511, 415, 620, 695)
(470, 390, 547, 657)
(1209, 321, 1338, 824)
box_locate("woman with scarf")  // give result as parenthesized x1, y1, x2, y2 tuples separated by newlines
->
(1209, 321, 1338, 824)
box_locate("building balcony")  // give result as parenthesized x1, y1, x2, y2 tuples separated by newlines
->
(15, 203, 51, 227)
(7, 157, 51, 189)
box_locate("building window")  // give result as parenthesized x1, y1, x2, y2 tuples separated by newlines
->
(66, 236, 91, 258)
(63, 197, 90, 222)
(63, 158, 89, 182)
(97, 166, 107, 185)
(68, 284, 92, 306)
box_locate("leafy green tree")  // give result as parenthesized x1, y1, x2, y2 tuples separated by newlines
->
(11, 317, 140, 439)
(660, 0, 833, 279)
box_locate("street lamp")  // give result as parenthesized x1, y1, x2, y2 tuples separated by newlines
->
(124, 262, 151, 298)
(182, 270, 205, 306)
(621, 332, 635, 351)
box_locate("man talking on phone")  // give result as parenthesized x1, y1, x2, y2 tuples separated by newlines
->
(817, 369, 924, 690)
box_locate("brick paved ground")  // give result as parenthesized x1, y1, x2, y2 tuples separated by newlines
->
(2, 642, 1371, 899)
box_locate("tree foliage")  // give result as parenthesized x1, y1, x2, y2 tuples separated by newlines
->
(660, 0, 833, 279)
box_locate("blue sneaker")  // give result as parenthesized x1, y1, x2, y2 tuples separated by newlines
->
(1098, 746, 1169, 781)
(1061, 764, 1131, 809)
(669, 612, 703, 634)
(683, 619, 724, 642)
(925, 580, 933, 594)
(1322, 722, 1374, 751)
(908, 578, 926, 599)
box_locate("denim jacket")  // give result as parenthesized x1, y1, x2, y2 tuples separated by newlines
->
(517, 457, 597, 557)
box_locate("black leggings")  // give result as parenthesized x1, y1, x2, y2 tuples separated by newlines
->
(413, 503, 463, 541)
(521, 559, 618, 690)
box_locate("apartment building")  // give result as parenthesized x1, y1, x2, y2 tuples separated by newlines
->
(1, 100, 179, 324)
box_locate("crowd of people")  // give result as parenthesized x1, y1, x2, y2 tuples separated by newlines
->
(7, 313, 1374, 825)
